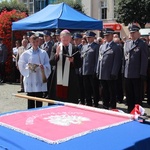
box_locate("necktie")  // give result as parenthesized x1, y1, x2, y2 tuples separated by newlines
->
(133, 41, 135, 45)
(106, 43, 109, 48)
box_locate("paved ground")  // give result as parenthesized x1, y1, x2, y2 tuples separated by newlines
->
(0, 83, 150, 117)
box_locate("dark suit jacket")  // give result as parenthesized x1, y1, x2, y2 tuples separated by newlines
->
(97, 41, 122, 80)
(124, 39, 148, 78)
(81, 42, 99, 75)
(41, 41, 53, 58)
(0, 44, 7, 63)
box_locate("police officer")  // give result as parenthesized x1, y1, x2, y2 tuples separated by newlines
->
(41, 30, 53, 58)
(97, 28, 122, 109)
(124, 25, 148, 113)
(41, 30, 54, 97)
(54, 29, 61, 45)
(73, 33, 85, 104)
(82, 31, 100, 107)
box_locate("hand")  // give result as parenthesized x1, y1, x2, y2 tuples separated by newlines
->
(68, 57, 74, 63)
(39, 64, 44, 70)
(28, 63, 39, 72)
(110, 74, 117, 80)
(56, 45, 60, 56)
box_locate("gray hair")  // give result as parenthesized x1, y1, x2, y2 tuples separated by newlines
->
(60, 29, 71, 37)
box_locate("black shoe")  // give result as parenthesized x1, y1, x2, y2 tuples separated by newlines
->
(17, 90, 24, 93)
(102, 105, 109, 109)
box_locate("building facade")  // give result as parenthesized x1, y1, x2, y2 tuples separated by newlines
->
(19, 0, 129, 37)
(20, 0, 81, 14)
(81, 0, 129, 38)
(19, 0, 57, 14)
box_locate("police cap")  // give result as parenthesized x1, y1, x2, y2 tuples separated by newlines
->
(39, 33, 44, 38)
(128, 25, 140, 33)
(73, 33, 82, 39)
(103, 28, 114, 36)
(85, 31, 96, 37)
(43, 30, 51, 36)
(27, 31, 35, 37)
(55, 29, 61, 35)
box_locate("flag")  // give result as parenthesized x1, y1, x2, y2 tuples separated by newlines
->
(130, 104, 145, 120)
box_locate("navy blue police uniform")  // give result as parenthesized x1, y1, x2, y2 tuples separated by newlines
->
(97, 28, 122, 109)
(41, 30, 54, 98)
(73, 33, 85, 104)
(124, 25, 148, 112)
(82, 31, 100, 107)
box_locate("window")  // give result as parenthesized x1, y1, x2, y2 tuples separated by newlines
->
(35, 0, 46, 12)
(48, 0, 57, 4)
(101, 1, 107, 19)
(29, 0, 34, 14)
(29, 3, 33, 14)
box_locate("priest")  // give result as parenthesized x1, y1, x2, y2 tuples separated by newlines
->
(49, 30, 82, 104)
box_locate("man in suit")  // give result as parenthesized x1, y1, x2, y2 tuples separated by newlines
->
(0, 38, 7, 83)
(97, 28, 122, 109)
(124, 25, 148, 113)
(81, 31, 100, 107)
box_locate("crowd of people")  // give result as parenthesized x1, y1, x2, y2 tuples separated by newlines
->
(1, 24, 150, 113)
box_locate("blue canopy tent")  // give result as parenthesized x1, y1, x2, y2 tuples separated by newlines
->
(12, 2, 103, 31)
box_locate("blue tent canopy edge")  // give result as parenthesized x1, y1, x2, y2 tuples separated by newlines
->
(12, 2, 103, 31)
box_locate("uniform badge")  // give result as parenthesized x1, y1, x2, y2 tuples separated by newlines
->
(99, 53, 103, 61)
(134, 47, 140, 52)
(81, 52, 87, 58)
(108, 50, 113, 54)
(125, 53, 129, 60)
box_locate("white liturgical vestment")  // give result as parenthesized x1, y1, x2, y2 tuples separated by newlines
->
(18, 48, 51, 92)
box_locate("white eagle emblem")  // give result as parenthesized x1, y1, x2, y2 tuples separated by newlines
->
(44, 114, 90, 126)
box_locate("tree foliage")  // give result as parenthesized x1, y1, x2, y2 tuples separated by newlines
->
(54, 0, 84, 13)
(0, 0, 28, 14)
(0, 10, 27, 80)
(116, 0, 150, 28)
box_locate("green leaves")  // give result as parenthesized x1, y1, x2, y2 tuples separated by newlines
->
(0, 0, 28, 14)
(116, 0, 150, 28)
(54, 0, 84, 13)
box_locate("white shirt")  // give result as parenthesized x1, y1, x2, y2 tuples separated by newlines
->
(12, 47, 18, 62)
